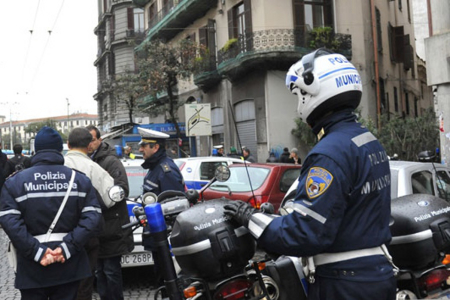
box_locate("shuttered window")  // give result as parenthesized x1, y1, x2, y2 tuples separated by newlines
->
(235, 100, 257, 160)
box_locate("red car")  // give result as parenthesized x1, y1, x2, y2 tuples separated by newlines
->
(200, 163, 302, 212)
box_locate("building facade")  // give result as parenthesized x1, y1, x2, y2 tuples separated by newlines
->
(96, 0, 433, 161)
(424, 0, 450, 165)
(0, 113, 98, 150)
(94, 0, 150, 132)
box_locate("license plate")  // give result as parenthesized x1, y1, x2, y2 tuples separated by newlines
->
(121, 252, 153, 267)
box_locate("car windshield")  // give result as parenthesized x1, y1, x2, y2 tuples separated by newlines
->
(210, 167, 270, 192)
(174, 159, 185, 169)
(125, 166, 146, 198)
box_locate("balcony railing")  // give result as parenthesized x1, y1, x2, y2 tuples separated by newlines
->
(147, 0, 180, 32)
(218, 28, 352, 66)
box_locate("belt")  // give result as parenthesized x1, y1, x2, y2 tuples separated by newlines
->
(313, 246, 385, 266)
(34, 233, 68, 243)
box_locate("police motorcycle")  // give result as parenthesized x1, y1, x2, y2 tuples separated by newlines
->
(122, 165, 307, 300)
(389, 151, 450, 299)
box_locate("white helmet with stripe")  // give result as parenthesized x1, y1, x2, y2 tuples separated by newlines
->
(285, 48, 362, 125)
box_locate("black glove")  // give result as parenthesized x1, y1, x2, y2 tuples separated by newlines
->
(223, 200, 256, 228)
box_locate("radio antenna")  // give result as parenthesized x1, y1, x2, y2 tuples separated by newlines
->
(228, 100, 256, 202)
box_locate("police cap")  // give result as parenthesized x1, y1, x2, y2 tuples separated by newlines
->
(138, 127, 170, 145)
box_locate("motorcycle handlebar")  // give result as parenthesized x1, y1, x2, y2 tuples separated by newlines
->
(121, 219, 140, 229)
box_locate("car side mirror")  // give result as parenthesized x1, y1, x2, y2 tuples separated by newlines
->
(108, 186, 125, 202)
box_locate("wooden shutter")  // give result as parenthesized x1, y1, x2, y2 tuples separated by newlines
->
(403, 34, 413, 70)
(127, 8, 134, 30)
(323, 0, 333, 27)
(199, 26, 207, 47)
(293, 0, 305, 47)
(394, 26, 404, 62)
(244, 0, 253, 50)
(227, 9, 234, 39)
(207, 19, 217, 69)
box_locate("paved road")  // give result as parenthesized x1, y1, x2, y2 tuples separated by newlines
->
(0, 229, 159, 300)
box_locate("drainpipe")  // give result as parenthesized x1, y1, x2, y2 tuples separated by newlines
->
(427, 0, 433, 36)
(370, 0, 382, 128)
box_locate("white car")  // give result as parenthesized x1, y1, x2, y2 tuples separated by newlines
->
(120, 158, 153, 268)
(281, 160, 450, 208)
(174, 156, 248, 190)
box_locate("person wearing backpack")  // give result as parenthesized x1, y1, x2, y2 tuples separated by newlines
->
(4, 144, 31, 177)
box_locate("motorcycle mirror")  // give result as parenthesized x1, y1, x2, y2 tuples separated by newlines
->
(260, 202, 274, 214)
(142, 192, 158, 205)
(108, 186, 125, 202)
(417, 150, 435, 162)
(215, 165, 231, 182)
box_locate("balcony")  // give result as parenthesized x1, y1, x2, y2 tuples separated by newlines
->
(193, 57, 221, 92)
(144, 0, 217, 42)
(132, 0, 151, 7)
(216, 29, 352, 82)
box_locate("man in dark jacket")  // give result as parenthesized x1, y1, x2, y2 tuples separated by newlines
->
(86, 125, 133, 300)
(4, 144, 31, 177)
(0, 126, 102, 300)
(138, 127, 185, 285)
(279, 147, 292, 163)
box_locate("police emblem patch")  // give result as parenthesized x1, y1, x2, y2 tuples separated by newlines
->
(306, 167, 333, 199)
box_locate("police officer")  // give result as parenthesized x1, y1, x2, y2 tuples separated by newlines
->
(224, 49, 396, 299)
(0, 126, 102, 300)
(138, 127, 185, 195)
(138, 128, 185, 286)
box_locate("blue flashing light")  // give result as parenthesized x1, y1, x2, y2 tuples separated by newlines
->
(144, 203, 167, 233)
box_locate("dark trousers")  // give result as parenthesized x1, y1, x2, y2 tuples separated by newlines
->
(20, 280, 80, 300)
(308, 275, 396, 300)
(77, 237, 100, 300)
(95, 255, 124, 300)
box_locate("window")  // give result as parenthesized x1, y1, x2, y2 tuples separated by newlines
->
(436, 170, 450, 202)
(414, 97, 418, 117)
(405, 92, 409, 116)
(280, 169, 302, 192)
(198, 19, 217, 71)
(388, 23, 404, 63)
(293, 0, 333, 31)
(210, 167, 270, 192)
(199, 162, 227, 180)
(379, 77, 386, 114)
(148, 3, 157, 28)
(127, 8, 144, 36)
(134, 8, 144, 33)
(394, 87, 398, 113)
(227, 0, 252, 50)
(411, 171, 434, 195)
(375, 7, 382, 53)
(406, 0, 411, 23)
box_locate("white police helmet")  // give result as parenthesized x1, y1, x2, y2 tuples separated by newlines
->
(285, 48, 362, 125)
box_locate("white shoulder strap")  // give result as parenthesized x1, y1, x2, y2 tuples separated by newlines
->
(44, 170, 76, 243)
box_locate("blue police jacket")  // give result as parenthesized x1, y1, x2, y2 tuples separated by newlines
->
(250, 110, 393, 281)
(0, 150, 102, 289)
(141, 148, 185, 195)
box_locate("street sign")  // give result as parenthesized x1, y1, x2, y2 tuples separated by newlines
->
(184, 104, 212, 137)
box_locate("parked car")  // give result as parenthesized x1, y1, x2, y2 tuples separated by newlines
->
(200, 163, 302, 213)
(281, 160, 450, 209)
(174, 156, 248, 190)
(120, 158, 153, 268)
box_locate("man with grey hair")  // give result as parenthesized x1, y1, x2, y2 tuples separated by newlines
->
(65, 127, 116, 300)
